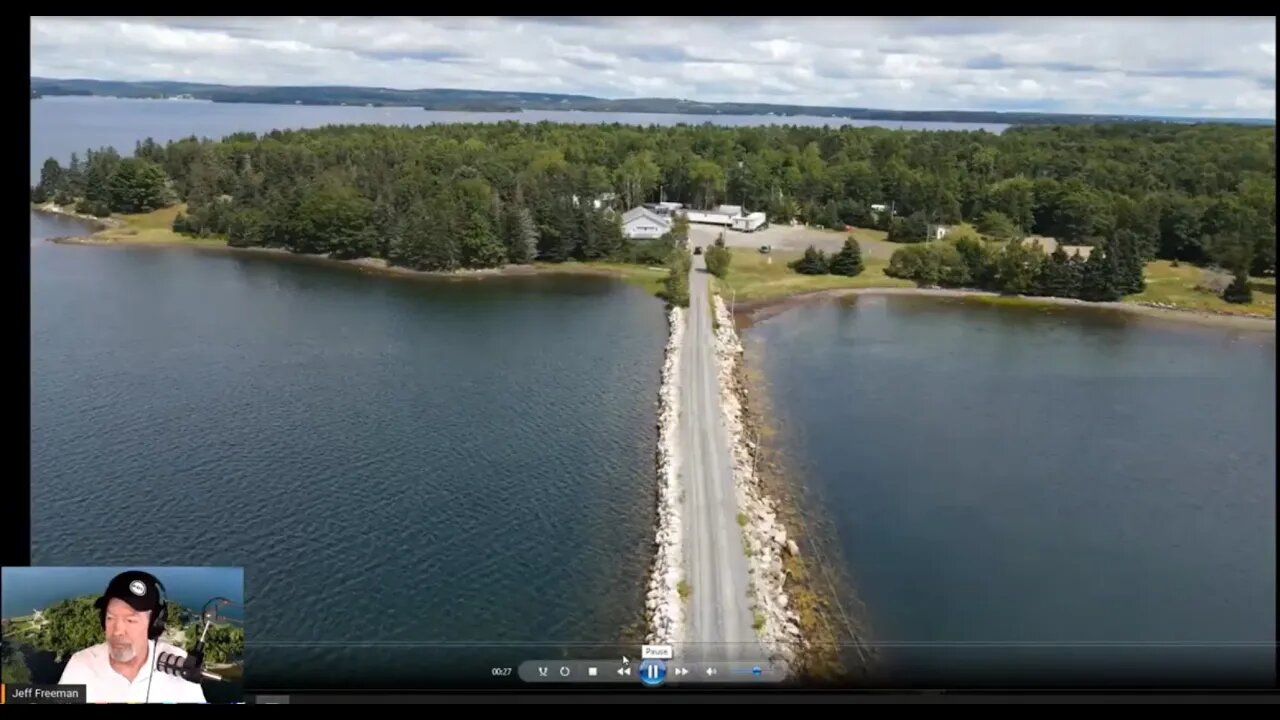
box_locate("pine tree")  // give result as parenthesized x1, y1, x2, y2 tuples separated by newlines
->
(107, 158, 172, 213)
(828, 236, 865, 277)
(502, 197, 538, 265)
(1080, 245, 1121, 301)
(888, 212, 930, 243)
(1065, 250, 1086, 298)
(34, 158, 64, 203)
(64, 152, 85, 199)
(419, 204, 461, 271)
(790, 245, 829, 275)
(459, 207, 504, 267)
(1036, 244, 1079, 298)
(596, 209, 623, 260)
(82, 148, 121, 211)
(575, 205, 603, 260)
(1111, 231, 1146, 295)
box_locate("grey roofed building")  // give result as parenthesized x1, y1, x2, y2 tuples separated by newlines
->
(622, 206, 672, 239)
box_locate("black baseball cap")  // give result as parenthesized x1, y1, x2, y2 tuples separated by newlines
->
(94, 570, 163, 614)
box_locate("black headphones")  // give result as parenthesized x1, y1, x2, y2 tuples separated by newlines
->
(97, 571, 169, 641)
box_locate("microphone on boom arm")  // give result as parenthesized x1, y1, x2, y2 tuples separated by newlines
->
(155, 650, 225, 683)
(154, 596, 236, 683)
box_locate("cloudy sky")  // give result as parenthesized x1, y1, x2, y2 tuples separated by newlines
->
(31, 16, 1276, 118)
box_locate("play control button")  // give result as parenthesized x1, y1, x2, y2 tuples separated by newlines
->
(637, 658, 666, 687)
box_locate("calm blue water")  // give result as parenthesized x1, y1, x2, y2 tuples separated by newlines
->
(30, 215, 667, 688)
(748, 295, 1276, 687)
(30, 96, 1007, 181)
(2, 566, 244, 621)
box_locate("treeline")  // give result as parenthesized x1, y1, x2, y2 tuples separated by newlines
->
(884, 229, 1147, 302)
(31, 149, 174, 217)
(791, 238, 866, 277)
(30, 121, 1274, 274)
(882, 223, 1261, 304)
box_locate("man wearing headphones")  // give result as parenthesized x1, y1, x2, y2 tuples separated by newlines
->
(57, 570, 207, 703)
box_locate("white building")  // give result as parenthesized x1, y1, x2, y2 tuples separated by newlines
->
(731, 212, 767, 232)
(927, 223, 951, 241)
(622, 207, 672, 239)
(683, 205, 748, 227)
(683, 205, 766, 231)
(683, 209, 734, 226)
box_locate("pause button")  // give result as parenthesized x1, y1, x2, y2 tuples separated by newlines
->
(637, 659, 667, 687)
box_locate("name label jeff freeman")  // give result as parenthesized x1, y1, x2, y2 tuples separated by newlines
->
(4, 684, 87, 704)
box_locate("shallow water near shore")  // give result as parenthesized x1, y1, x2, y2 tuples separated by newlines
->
(746, 293, 1275, 687)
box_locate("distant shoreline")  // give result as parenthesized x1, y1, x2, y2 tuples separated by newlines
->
(32, 79, 1274, 127)
(735, 286, 1277, 332)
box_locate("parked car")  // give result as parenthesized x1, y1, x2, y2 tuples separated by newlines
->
(759, 245, 772, 254)
(693, 246, 703, 255)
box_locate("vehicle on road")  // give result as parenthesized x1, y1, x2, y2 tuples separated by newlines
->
(693, 246, 703, 255)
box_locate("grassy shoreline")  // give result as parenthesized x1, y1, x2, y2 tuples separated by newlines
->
(718, 248, 1274, 330)
(35, 204, 668, 296)
(40, 205, 1271, 327)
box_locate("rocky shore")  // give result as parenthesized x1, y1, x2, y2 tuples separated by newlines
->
(711, 295, 800, 674)
(645, 305, 685, 645)
(32, 201, 121, 229)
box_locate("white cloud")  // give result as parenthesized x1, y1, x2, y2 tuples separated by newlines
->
(30, 16, 1276, 118)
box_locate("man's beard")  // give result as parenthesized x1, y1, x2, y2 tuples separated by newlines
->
(109, 642, 136, 662)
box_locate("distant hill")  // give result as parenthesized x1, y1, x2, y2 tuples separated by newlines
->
(31, 77, 1274, 127)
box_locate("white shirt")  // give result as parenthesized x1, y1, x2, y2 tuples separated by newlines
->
(58, 641, 208, 704)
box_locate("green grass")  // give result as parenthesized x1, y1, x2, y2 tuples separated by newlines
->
(4, 618, 37, 638)
(677, 580, 690, 601)
(752, 611, 766, 632)
(737, 512, 748, 527)
(1126, 261, 1275, 317)
(716, 247, 913, 303)
(94, 204, 229, 247)
(537, 260, 668, 297)
(963, 294, 1055, 309)
(849, 226, 890, 243)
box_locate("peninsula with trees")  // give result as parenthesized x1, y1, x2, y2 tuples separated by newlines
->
(31, 120, 1275, 319)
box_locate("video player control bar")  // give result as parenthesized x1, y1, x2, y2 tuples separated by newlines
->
(517, 660, 780, 685)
